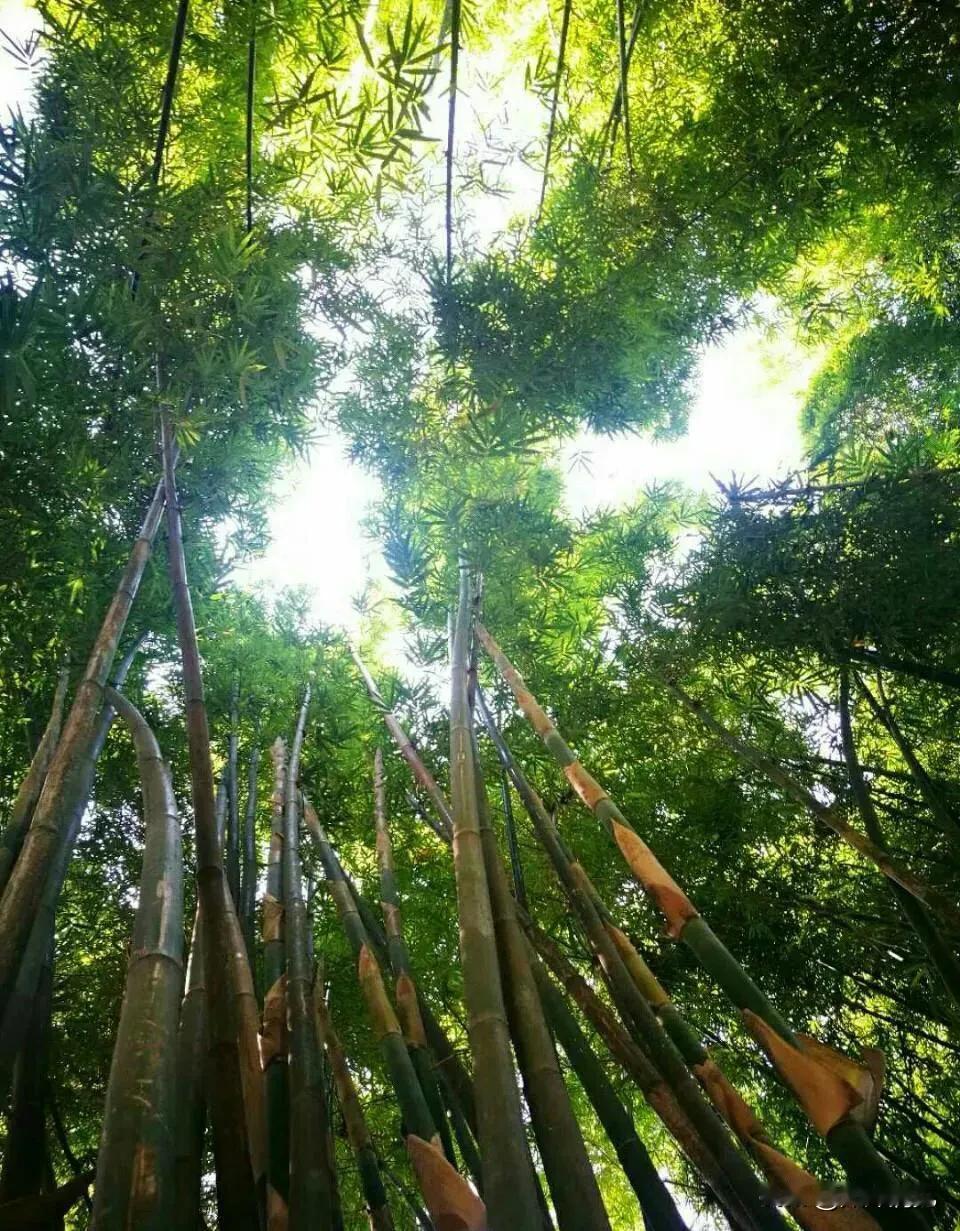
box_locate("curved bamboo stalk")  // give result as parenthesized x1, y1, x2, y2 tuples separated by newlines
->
(372, 748, 456, 1169)
(283, 689, 338, 1231)
(0, 1169, 95, 1229)
(315, 988, 395, 1231)
(160, 413, 260, 1228)
(0, 631, 145, 1107)
(450, 563, 542, 1228)
(479, 626, 929, 1223)
(0, 665, 70, 898)
(0, 475, 167, 1015)
(92, 688, 183, 1229)
(304, 800, 485, 1231)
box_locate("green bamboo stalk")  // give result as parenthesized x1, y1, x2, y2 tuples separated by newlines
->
(263, 735, 289, 1220)
(860, 679, 960, 853)
(372, 748, 457, 1169)
(160, 413, 260, 1229)
(480, 626, 929, 1220)
(91, 688, 183, 1229)
(839, 672, 960, 1014)
(0, 936, 54, 1206)
(352, 649, 455, 835)
(0, 665, 70, 898)
(470, 714, 613, 1231)
(0, 637, 146, 1105)
(175, 903, 207, 1231)
(283, 688, 338, 1231)
(0, 475, 168, 1014)
(662, 676, 960, 931)
(315, 988, 396, 1231)
(449, 563, 541, 1229)
(304, 799, 484, 1230)
(227, 679, 241, 906)
(475, 688, 790, 1227)
(240, 737, 261, 964)
(531, 955, 688, 1231)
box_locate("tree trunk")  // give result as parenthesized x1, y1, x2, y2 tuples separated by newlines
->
(160, 414, 261, 1229)
(91, 687, 183, 1230)
(448, 564, 541, 1229)
(0, 665, 70, 899)
(0, 475, 167, 1015)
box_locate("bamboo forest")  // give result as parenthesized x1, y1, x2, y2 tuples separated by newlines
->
(1, 0, 959, 1226)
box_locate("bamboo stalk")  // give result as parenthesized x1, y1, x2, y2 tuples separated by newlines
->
(470, 710, 613, 1231)
(240, 738, 261, 964)
(92, 688, 184, 1229)
(537, 0, 573, 219)
(0, 639, 146, 1104)
(283, 689, 338, 1230)
(160, 413, 261, 1229)
(315, 988, 396, 1231)
(479, 627, 929, 1224)
(175, 903, 208, 1230)
(305, 800, 484, 1231)
(449, 563, 542, 1227)
(263, 734, 289, 1222)
(0, 475, 167, 1014)
(839, 673, 960, 1014)
(662, 676, 960, 930)
(227, 679, 242, 906)
(0, 665, 70, 898)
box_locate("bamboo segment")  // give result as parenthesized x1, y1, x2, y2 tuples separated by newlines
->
(92, 689, 184, 1230)
(227, 680, 242, 906)
(0, 665, 70, 898)
(160, 415, 260, 1229)
(240, 739, 261, 964)
(448, 564, 541, 1229)
(478, 626, 923, 1219)
(315, 989, 396, 1231)
(282, 689, 338, 1231)
(0, 474, 167, 1013)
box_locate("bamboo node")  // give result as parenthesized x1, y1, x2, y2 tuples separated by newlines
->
(406, 1134, 487, 1230)
(262, 893, 284, 941)
(610, 820, 698, 936)
(563, 760, 608, 809)
(260, 974, 287, 1069)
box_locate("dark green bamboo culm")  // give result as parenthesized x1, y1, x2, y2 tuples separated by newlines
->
(283, 688, 339, 1231)
(839, 671, 960, 1015)
(263, 735, 289, 1222)
(226, 679, 242, 906)
(175, 902, 207, 1230)
(480, 626, 930, 1225)
(0, 474, 168, 1015)
(315, 985, 396, 1231)
(372, 748, 457, 1169)
(160, 413, 260, 1229)
(448, 562, 542, 1229)
(467, 700, 613, 1231)
(91, 688, 183, 1229)
(304, 799, 486, 1231)
(240, 736, 260, 964)
(0, 635, 146, 1106)
(0, 665, 70, 898)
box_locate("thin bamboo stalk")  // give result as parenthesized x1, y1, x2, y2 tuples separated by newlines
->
(227, 679, 242, 905)
(160, 413, 260, 1229)
(175, 903, 207, 1230)
(92, 688, 183, 1229)
(479, 627, 929, 1223)
(240, 738, 261, 964)
(0, 476, 167, 1014)
(283, 689, 338, 1231)
(449, 563, 542, 1227)
(263, 735, 289, 1222)
(0, 665, 70, 898)
(0, 639, 145, 1104)
(304, 800, 485, 1231)
(315, 988, 396, 1231)
(372, 749, 456, 1168)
